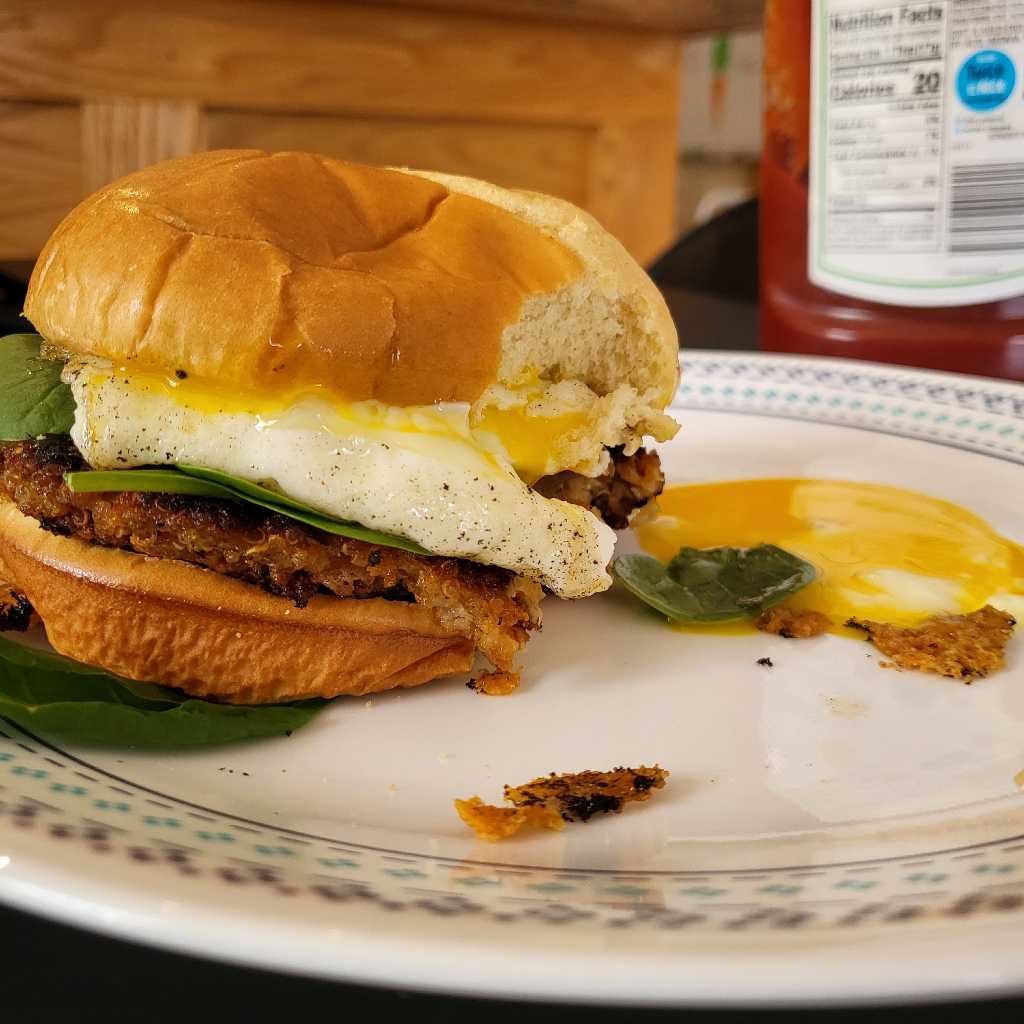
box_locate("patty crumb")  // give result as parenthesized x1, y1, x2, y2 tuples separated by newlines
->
(456, 765, 669, 841)
(846, 605, 1016, 683)
(755, 606, 831, 638)
(532, 447, 665, 529)
(466, 670, 520, 696)
(0, 583, 33, 632)
(756, 657, 774, 667)
(454, 798, 564, 840)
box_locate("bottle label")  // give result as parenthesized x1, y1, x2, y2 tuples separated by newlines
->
(809, 0, 1024, 307)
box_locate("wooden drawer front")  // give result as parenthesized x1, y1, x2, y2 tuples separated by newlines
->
(207, 113, 592, 208)
(0, 1, 678, 122)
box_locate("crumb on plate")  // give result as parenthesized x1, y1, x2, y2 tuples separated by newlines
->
(466, 670, 520, 696)
(846, 604, 1016, 682)
(755, 606, 831, 638)
(454, 798, 563, 841)
(456, 765, 669, 842)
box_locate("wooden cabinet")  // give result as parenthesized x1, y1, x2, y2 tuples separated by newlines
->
(0, 1, 762, 264)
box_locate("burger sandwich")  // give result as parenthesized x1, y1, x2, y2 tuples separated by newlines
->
(0, 150, 679, 705)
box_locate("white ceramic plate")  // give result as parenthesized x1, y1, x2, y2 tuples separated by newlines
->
(2, 352, 1024, 1007)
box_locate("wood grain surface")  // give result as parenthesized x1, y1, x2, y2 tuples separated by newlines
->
(0, 0, 689, 263)
(208, 113, 592, 206)
(0, 2, 680, 121)
(82, 100, 206, 194)
(364, 0, 765, 33)
(0, 102, 80, 259)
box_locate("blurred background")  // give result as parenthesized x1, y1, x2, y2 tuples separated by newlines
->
(2, 1, 1020, 377)
(0, 0, 763, 338)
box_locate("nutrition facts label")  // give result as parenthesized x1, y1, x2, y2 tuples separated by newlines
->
(809, 0, 1024, 307)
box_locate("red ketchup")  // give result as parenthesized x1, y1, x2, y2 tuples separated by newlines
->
(760, 0, 1024, 380)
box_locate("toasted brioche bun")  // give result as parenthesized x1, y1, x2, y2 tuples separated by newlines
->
(0, 503, 473, 704)
(26, 150, 679, 469)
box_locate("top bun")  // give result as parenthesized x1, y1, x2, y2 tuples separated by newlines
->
(25, 150, 678, 417)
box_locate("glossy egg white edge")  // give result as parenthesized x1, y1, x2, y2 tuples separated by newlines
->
(64, 358, 617, 598)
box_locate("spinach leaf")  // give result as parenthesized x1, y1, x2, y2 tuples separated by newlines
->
(178, 465, 431, 554)
(665, 545, 817, 616)
(0, 334, 75, 440)
(179, 465, 336, 516)
(0, 634, 324, 747)
(66, 466, 430, 555)
(66, 469, 238, 501)
(614, 544, 816, 623)
(612, 555, 709, 621)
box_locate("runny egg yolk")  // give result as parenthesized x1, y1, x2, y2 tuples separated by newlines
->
(110, 366, 583, 483)
(634, 479, 1024, 635)
(112, 368, 478, 443)
(470, 403, 590, 484)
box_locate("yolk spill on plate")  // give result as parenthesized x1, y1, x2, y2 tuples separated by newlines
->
(633, 479, 1024, 636)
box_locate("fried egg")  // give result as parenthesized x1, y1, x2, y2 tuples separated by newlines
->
(634, 479, 1024, 632)
(63, 356, 616, 598)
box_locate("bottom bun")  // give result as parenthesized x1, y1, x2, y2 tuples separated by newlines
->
(0, 503, 474, 703)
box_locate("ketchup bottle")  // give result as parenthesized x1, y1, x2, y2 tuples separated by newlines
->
(760, 0, 1024, 381)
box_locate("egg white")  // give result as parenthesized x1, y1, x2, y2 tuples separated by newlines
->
(64, 357, 616, 599)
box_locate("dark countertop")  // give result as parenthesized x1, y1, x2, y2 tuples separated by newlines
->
(4, 900, 1024, 1021)
(3, 288, 1023, 1018)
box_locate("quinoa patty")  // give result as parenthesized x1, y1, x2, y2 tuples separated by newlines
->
(0, 438, 542, 671)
